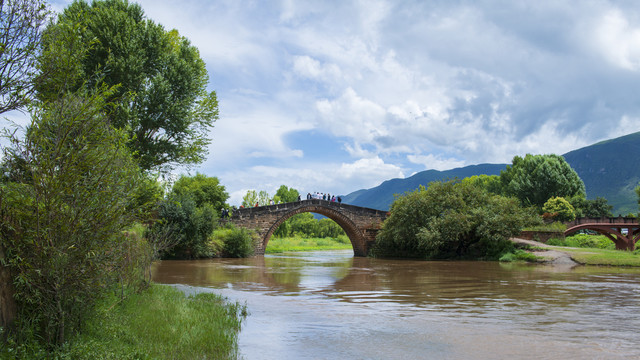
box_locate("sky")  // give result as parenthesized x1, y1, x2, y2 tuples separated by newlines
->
(7, 0, 640, 205)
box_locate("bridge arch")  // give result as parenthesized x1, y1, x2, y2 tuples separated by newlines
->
(263, 203, 365, 254)
(225, 200, 388, 256)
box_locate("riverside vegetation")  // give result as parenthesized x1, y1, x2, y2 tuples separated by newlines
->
(0, 0, 245, 357)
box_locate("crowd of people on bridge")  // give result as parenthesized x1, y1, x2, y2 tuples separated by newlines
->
(306, 192, 341, 203)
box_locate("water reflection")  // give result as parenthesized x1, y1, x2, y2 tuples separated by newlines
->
(153, 250, 640, 359)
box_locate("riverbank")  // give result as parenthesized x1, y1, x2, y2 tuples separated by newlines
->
(0, 284, 246, 359)
(512, 238, 640, 267)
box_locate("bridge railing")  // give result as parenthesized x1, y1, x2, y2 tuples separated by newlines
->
(565, 217, 639, 227)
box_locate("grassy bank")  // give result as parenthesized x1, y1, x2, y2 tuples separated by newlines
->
(521, 234, 640, 267)
(266, 235, 352, 253)
(552, 246, 640, 266)
(1, 284, 246, 359)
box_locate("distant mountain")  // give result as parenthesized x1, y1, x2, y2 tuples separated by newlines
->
(342, 132, 640, 214)
(563, 131, 640, 215)
(342, 164, 507, 211)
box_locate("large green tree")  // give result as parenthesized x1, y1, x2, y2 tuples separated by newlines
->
(38, 0, 218, 170)
(374, 180, 539, 259)
(0, 0, 49, 113)
(500, 154, 585, 208)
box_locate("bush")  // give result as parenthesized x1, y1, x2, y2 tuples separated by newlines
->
(219, 226, 256, 258)
(542, 197, 576, 221)
(148, 195, 217, 259)
(546, 234, 615, 249)
(373, 180, 539, 259)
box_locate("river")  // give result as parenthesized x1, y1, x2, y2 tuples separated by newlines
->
(152, 250, 640, 359)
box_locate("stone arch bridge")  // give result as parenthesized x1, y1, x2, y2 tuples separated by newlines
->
(223, 200, 388, 256)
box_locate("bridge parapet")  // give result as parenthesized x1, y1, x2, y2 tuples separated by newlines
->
(565, 217, 639, 227)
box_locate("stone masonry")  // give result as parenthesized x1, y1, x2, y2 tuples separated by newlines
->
(223, 200, 388, 256)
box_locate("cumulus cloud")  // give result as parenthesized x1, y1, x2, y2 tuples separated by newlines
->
(593, 9, 640, 71)
(41, 0, 640, 202)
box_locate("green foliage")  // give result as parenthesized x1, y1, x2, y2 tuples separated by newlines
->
(0, 86, 145, 345)
(547, 234, 616, 250)
(219, 226, 256, 258)
(569, 196, 613, 218)
(1, 285, 247, 359)
(0, 0, 50, 114)
(241, 189, 259, 207)
(499, 249, 540, 262)
(127, 174, 164, 222)
(171, 173, 228, 211)
(500, 154, 586, 208)
(374, 180, 539, 259)
(461, 174, 503, 195)
(149, 194, 216, 259)
(542, 196, 576, 221)
(146, 174, 227, 259)
(275, 185, 300, 203)
(39, 0, 218, 171)
(273, 213, 346, 239)
(523, 221, 567, 232)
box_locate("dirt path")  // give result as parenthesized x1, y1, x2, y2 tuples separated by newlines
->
(511, 237, 580, 266)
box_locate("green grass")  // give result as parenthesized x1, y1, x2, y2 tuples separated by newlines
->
(553, 247, 640, 267)
(2, 284, 247, 359)
(535, 234, 640, 267)
(266, 235, 352, 253)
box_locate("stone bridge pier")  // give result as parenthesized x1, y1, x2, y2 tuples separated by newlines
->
(223, 200, 388, 256)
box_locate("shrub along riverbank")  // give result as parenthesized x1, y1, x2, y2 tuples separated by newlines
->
(0, 284, 247, 359)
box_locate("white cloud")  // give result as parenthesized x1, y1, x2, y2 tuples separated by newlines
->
(39, 0, 640, 201)
(593, 9, 640, 71)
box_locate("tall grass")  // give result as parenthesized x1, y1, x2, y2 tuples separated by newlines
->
(266, 235, 352, 253)
(2, 285, 247, 359)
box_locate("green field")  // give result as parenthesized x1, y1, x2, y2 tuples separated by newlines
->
(265, 235, 352, 253)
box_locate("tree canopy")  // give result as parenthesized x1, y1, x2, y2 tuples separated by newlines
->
(275, 185, 300, 203)
(171, 173, 228, 211)
(0, 0, 49, 113)
(500, 154, 585, 208)
(39, 0, 218, 171)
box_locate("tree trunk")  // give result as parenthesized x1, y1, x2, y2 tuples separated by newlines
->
(0, 244, 17, 335)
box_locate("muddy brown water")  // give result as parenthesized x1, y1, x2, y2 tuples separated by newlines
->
(152, 250, 640, 359)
